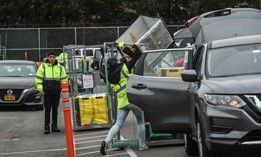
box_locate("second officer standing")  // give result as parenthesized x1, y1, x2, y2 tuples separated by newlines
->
(35, 52, 68, 134)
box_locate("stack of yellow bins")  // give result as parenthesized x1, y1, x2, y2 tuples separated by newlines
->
(77, 93, 109, 126)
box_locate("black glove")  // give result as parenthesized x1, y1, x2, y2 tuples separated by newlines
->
(133, 45, 142, 59)
(122, 48, 138, 60)
(120, 58, 127, 63)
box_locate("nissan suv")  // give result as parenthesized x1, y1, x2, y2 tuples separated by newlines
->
(181, 35, 261, 157)
(127, 35, 261, 157)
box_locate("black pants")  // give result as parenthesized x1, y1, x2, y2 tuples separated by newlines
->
(44, 93, 61, 127)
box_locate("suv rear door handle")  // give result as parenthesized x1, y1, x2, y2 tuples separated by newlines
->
(132, 83, 147, 89)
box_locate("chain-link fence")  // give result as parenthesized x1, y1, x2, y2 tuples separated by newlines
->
(0, 25, 184, 61)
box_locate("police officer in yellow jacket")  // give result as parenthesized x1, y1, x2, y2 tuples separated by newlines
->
(35, 52, 68, 134)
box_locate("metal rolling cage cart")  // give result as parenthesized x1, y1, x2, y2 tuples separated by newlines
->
(63, 45, 112, 131)
(101, 42, 123, 124)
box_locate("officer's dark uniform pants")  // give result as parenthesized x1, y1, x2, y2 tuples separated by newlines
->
(44, 93, 61, 127)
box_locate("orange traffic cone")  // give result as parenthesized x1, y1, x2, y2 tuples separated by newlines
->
(61, 82, 69, 97)
(61, 81, 75, 157)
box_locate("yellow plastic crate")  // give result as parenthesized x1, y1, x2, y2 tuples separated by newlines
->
(93, 94, 109, 124)
(78, 97, 94, 125)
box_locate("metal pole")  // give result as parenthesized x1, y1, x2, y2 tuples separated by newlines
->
(0, 35, 1, 60)
(5, 30, 7, 60)
(75, 28, 77, 45)
(117, 27, 120, 38)
(38, 28, 41, 61)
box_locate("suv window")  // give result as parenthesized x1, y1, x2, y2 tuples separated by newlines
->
(193, 46, 205, 75)
(75, 50, 81, 56)
(207, 43, 261, 77)
(143, 50, 189, 77)
(86, 50, 93, 56)
(94, 50, 102, 59)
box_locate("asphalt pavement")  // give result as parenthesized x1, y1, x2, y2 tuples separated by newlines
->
(0, 105, 188, 157)
(0, 82, 261, 157)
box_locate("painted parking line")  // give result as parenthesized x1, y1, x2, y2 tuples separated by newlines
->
(0, 116, 42, 119)
(0, 145, 104, 156)
(74, 135, 137, 157)
(75, 135, 107, 141)
(106, 152, 129, 156)
(76, 145, 100, 150)
(74, 130, 108, 137)
(0, 138, 19, 142)
(125, 147, 138, 157)
(75, 139, 104, 145)
(0, 148, 66, 155)
(120, 136, 138, 157)
(77, 150, 128, 157)
(77, 150, 100, 156)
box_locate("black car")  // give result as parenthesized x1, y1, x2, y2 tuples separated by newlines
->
(0, 60, 43, 110)
(127, 35, 261, 157)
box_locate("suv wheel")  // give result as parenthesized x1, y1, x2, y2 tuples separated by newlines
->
(184, 134, 198, 156)
(197, 121, 221, 157)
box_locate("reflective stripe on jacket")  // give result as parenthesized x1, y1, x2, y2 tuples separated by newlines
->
(111, 64, 130, 108)
(35, 62, 68, 93)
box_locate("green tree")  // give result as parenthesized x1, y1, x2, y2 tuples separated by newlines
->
(0, 0, 260, 27)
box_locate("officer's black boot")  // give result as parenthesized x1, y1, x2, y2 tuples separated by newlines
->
(52, 125, 60, 132)
(44, 126, 50, 134)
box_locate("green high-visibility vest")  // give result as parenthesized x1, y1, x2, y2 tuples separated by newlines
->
(111, 64, 130, 108)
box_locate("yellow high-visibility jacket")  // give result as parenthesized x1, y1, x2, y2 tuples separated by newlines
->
(35, 61, 68, 94)
(58, 52, 68, 64)
(111, 64, 130, 108)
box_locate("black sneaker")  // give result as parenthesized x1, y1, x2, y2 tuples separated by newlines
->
(44, 126, 50, 134)
(51, 126, 60, 132)
(100, 141, 109, 155)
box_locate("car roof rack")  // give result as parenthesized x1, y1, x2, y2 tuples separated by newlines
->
(204, 9, 231, 18)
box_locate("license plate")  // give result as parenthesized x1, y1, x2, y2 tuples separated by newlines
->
(4, 95, 16, 101)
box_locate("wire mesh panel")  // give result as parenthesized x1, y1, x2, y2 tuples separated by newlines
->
(76, 27, 118, 45)
(6, 29, 38, 49)
(40, 28, 75, 48)
(0, 25, 182, 61)
(5, 49, 40, 61)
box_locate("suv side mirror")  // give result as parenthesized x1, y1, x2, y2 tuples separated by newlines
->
(181, 70, 198, 82)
